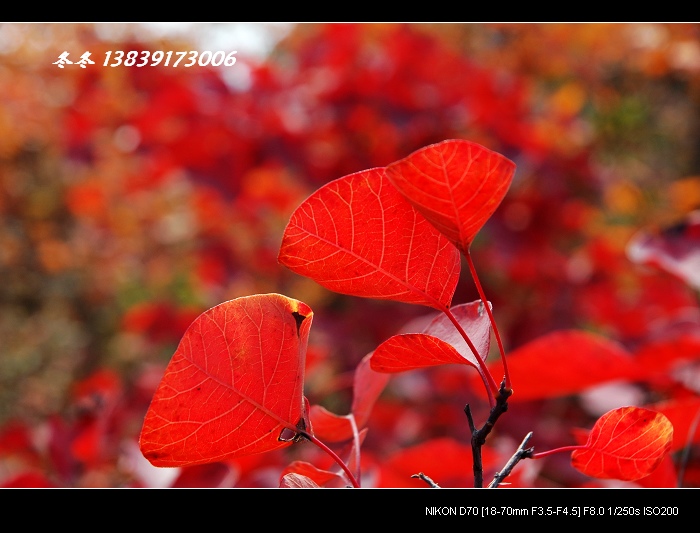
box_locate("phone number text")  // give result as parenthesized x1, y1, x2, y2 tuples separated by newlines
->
(103, 50, 237, 68)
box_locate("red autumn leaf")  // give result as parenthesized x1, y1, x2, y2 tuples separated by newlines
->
(627, 210, 700, 290)
(571, 406, 673, 481)
(385, 139, 516, 254)
(474, 330, 640, 402)
(280, 472, 322, 488)
(139, 294, 313, 467)
(371, 301, 491, 379)
(278, 167, 461, 310)
(634, 454, 679, 488)
(310, 353, 390, 443)
(646, 397, 700, 452)
(308, 406, 353, 443)
(280, 461, 339, 487)
(371, 334, 478, 373)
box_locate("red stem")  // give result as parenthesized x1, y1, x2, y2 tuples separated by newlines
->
(304, 432, 361, 488)
(349, 415, 361, 486)
(465, 251, 511, 390)
(443, 307, 498, 407)
(530, 445, 586, 459)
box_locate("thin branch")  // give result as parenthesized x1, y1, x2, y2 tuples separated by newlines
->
(412, 472, 441, 487)
(488, 432, 535, 488)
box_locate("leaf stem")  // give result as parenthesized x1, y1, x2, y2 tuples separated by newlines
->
(443, 307, 498, 406)
(465, 251, 511, 390)
(530, 444, 587, 459)
(349, 414, 361, 486)
(301, 431, 361, 488)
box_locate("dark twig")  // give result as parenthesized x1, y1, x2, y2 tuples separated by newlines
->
(488, 432, 535, 488)
(465, 379, 512, 487)
(412, 472, 441, 488)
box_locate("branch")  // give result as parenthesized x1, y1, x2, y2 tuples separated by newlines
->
(412, 472, 441, 488)
(466, 380, 512, 487)
(488, 432, 535, 488)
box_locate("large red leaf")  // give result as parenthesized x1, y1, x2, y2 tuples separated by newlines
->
(278, 167, 460, 310)
(571, 406, 673, 481)
(139, 294, 313, 467)
(474, 330, 640, 401)
(371, 300, 491, 373)
(385, 139, 516, 254)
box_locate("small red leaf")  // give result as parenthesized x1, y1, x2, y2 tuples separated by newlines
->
(371, 334, 478, 373)
(371, 300, 490, 373)
(139, 294, 313, 467)
(280, 473, 322, 488)
(385, 139, 516, 254)
(571, 406, 674, 481)
(280, 461, 338, 487)
(278, 167, 460, 310)
(308, 406, 353, 443)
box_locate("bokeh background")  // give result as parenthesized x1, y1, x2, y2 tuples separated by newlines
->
(1, 22, 700, 488)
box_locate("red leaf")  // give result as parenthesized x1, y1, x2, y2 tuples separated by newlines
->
(420, 300, 492, 364)
(571, 406, 674, 481)
(646, 397, 700, 451)
(371, 300, 491, 373)
(139, 294, 313, 467)
(308, 406, 353, 443)
(279, 472, 322, 488)
(278, 167, 460, 310)
(280, 461, 339, 487)
(476, 330, 640, 402)
(385, 139, 516, 254)
(371, 334, 477, 372)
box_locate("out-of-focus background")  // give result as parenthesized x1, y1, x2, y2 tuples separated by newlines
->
(1, 22, 700, 488)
